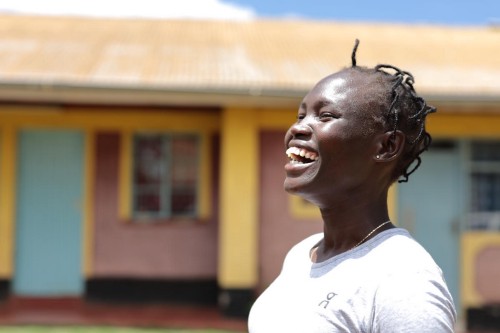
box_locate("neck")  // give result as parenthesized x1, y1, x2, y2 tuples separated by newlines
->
(314, 192, 392, 261)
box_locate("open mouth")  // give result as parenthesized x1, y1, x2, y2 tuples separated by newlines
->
(286, 146, 318, 164)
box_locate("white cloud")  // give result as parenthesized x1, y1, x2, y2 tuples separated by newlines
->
(0, 0, 256, 20)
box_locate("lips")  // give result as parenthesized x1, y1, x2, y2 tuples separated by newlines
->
(285, 146, 318, 164)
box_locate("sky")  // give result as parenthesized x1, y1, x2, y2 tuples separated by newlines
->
(0, 0, 498, 26)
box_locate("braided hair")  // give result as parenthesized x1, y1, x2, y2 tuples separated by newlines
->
(350, 39, 435, 183)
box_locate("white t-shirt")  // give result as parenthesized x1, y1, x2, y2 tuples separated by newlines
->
(248, 228, 456, 333)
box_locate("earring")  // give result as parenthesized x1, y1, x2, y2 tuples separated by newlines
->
(376, 155, 381, 159)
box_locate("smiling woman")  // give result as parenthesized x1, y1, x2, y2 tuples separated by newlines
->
(248, 40, 456, 333)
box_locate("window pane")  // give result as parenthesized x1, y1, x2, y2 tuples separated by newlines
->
(471, 173, 500, 212)
(170, 135, 198, 215)
(471, 142, 500, 162)
(132, 133, 200, 219)
(136, 189, 162, 213)
(133, 135, 165, 215)
(468, 141, 500, 230)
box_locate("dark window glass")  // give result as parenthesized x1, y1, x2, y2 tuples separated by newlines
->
(170, 136, 198, 215)
(132, 134, 199, 219)
(471, 142, 500, 162)
(468, 141, 500, 230)
(471, 173, 500, 212)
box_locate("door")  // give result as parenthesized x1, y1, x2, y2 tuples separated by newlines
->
(398, 143, 461, 310)
(14, 130, 84, 296)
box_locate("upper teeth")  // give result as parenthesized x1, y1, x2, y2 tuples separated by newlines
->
(286, 147, 318, 161)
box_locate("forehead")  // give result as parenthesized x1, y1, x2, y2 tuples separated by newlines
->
(314, 70, 373, 94)
(315, 74, 348, 92)
(305, 70, 387, 116)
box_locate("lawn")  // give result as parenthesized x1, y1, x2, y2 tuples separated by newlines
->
(0, 327, 241, 333)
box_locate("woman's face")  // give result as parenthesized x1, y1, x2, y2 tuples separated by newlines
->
(284, 70, 385, 206)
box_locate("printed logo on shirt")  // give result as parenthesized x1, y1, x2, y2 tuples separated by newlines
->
(318, 292, 337, 309)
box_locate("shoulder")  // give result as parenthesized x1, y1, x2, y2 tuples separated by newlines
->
(365, 229, 457, 332)
(365, 228, 440, 273)
(372, 268, 456, 332)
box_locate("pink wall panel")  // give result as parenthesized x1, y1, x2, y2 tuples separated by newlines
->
(258, 131, 322, 290)
(476, 246, 500, 303)
(92, 132, 218, 279)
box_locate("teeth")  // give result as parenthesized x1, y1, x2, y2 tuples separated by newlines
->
(285, 147, 299, 156)
(285, 147, 298, 158)
(285, 146, 318, 162)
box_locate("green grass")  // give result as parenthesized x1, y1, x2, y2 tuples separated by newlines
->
(0, 327, 241, 333)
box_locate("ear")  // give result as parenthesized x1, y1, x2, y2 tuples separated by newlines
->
(373, 130, 405, 162)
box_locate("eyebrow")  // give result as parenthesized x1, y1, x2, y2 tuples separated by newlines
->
(300, 99, 334, 112)
(314, 100, 334, 110)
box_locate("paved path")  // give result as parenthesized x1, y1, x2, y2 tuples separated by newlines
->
(0, 298, 247, 332)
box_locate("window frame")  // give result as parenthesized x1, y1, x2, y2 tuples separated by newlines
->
(119, 130, 212, 223)
(467, 140, 500, 231)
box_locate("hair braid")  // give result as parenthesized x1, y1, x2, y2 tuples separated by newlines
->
(350, 40, 436, 183)
(351, 39, 360, 67)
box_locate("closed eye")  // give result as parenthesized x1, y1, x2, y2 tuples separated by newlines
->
(319, 112, 338, 120)
(296, 113, 306, 121)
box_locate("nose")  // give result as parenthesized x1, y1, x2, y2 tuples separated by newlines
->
(284, 121, 312, 146)
(289, 122, 312, 138)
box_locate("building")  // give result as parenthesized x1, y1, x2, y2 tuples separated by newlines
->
(0, 15, 499, 326)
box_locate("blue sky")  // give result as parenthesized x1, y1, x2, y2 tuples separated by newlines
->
(229, 0, 500, 26)
(0, 0, 498, 26)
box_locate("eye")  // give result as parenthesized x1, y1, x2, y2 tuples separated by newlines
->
(296, 113, 306, 121)
(319, 112, 337, 120)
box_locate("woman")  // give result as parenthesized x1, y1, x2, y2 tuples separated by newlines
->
(248, 41, 456, 332)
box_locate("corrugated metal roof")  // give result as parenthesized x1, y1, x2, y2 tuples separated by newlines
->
(0, 15, 499, 103)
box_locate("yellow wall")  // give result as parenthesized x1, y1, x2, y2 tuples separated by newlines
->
(0, 107, 220, 131)
(428, 111, 500, 138)
(0, 127, 16, 277)
(218, 107, 259, 288)
(82, 130, 95, 277)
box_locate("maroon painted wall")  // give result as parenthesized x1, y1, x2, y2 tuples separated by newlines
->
(258, 131, 322, 290)
(92, 132, 218, 278)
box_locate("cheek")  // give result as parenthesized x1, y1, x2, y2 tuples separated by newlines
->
(319, 134, 372, 170)
(284, 128, 293, 146)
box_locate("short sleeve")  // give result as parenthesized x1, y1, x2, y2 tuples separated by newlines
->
(371, 269, 456, 333)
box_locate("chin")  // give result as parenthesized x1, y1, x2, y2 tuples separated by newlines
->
(284, 178, 312, 198)
(284, 177, 330, 210)
(284, 178, 302, 194)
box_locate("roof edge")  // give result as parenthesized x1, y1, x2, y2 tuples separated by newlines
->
(0, 82, 498, 109)
(0, 81, 306, 107)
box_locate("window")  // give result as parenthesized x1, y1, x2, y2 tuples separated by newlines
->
(468, 141, 500, 230)
(132, 133, 199, 219)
